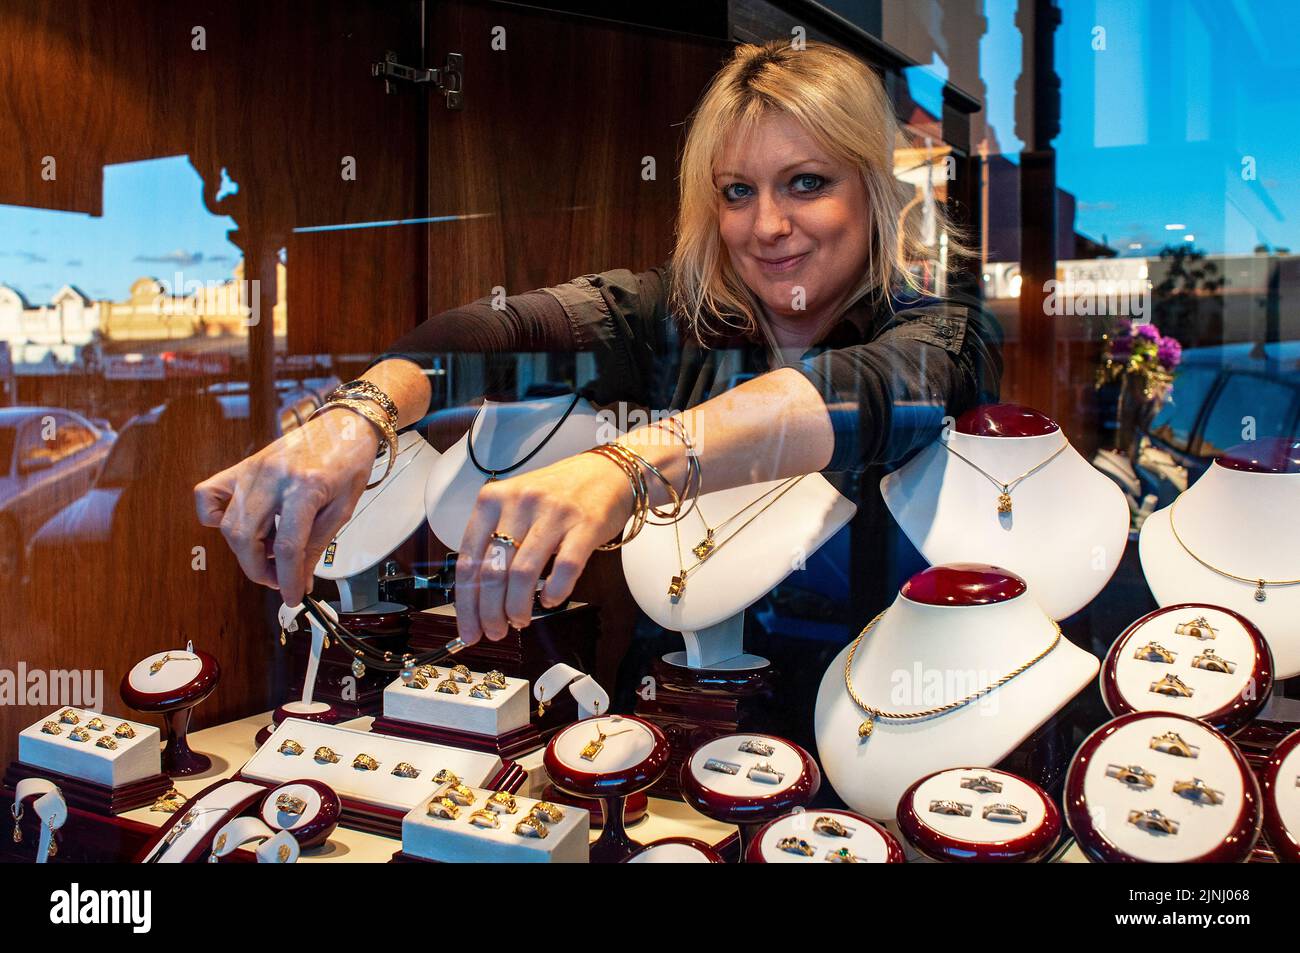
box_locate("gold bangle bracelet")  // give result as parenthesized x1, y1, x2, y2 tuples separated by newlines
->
(309, 398, 398, 488)
(586, 445, 649, 550)
(326, 379, 399, 426)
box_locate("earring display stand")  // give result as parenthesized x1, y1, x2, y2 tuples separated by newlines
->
(745, 809, 904, 864)
(543, 715, 669, 863)
(1261, 729, 1300, 863)
(896, 767, 1061, 863)
(1063, 711, 1262, 864)
(119, 646, 220, 777)
(1100, 603, 1274, 736)
(257, 607, 343, 748)
(135, 778, 270, 864)
(677, 732, 820, 861)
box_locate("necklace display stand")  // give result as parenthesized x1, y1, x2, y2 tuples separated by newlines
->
(880, 404, 1128, 620)
(815, 564, 1098, 821)
(1139, 438, 1300, 679)
(624, 474, 855, 797)
(120, 642, 221, 777)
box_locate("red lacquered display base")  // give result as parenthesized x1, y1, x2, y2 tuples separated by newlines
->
(544, 714, 669, 863)
(901, 563, 1027, 605)
(538, 783, 649, 829)
(1100, 603, 1274, 735)
(0, 790, 158, 863)
(3, 761, 172, 816)
(955, 403, 1060, 437)
(258, 779, 342, 850)
(1261, 728, 1300, 863)
(678, 732, 820, 860)
(255, 703, 343, 748)
(119, 649, 220, 777)
(744, 809, 905, 864)
(625, 836, 726, 863)
(369, 715, 543, 760)
(896, 768, 1061, 863)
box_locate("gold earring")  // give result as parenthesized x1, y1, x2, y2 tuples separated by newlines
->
(10, 803, 22, 844)
(536, 686, 549, 719)
(46, 818, 57, 859)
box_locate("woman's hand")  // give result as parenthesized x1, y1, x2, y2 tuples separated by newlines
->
(194, 410, 380, 606)
(456, 452, 633, 644)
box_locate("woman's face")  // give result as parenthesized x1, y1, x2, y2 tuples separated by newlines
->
(714, 112, 872, 333)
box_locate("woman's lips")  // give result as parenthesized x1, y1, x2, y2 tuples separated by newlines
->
(754, 252, 809, 275)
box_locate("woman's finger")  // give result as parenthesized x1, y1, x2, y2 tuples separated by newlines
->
(502, 520, 564, 630)
(454, 487, 504, 644)
(540, 525, 602, 607)
(476, 515, 532, 642)
(271, 477, 333, 606)
(218, 480, 278, 589)
(194, 466, 238, 527)
(298, 486, 366, 598)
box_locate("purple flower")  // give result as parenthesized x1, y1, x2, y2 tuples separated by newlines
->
(1110, 335, 1133, 358)
(1157, 336, 1182, 367)
(1134, 323, 1160, 341)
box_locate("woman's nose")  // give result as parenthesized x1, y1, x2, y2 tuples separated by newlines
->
(753, 192, 792, 242)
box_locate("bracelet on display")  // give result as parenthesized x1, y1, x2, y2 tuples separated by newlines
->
(325, 379, 399, 427)
(308, 398, 398, 489)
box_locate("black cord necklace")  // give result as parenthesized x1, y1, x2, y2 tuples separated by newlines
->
(465, 393, 582, 481)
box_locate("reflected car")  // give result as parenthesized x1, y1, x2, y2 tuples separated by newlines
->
(0, 407, 115, 578)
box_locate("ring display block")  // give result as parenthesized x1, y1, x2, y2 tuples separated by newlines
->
(1261, 729, 1300, 863)
(399, 783, 589, 863)
(371, 667, 541, 758)
(897, 767, 1061, 863)
(1101, 603, 1273, 735)
(745, 809, 904, 864)
(1064, 711, 1262, 863)
(239, 718, 525, 838)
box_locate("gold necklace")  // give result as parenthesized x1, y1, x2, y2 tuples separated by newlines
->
(579, 720, 635, 762)
(1168, 496, 1300, 603)
(941, 441, 1069, 514)
(843, 610, 1061, 739)
(669, 476, 805, 599)
(689, 478, 802, 560)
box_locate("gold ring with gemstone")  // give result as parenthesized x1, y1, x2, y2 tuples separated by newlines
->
(1129, 808, 1179, 835)
(776, 836, 815, 856)
(1134, 641, 1176, 663)
(983, 802, 1027, 823)
(960, 774, 1003, 794)
(86, 717, 106, 731)
(813, 815, 854, 837)
(391, 762, 420, 779)
(428, 797, 460, 820)
(489, 532, 519, 550)
(353, 753, 380, 771)
(275, 794, 308, 815)
(483, 671, 508, 691)
(1106, 763, 1156, 788)
(436, 678, 460, 695)
(69, 726, 91, 742)
(59, 709, 80, 725)
(824, 847, 858, 863)
(1173, 777, 1224, 805)
(487, 790, 518, 814)
(314, 746, 340, 764)
(445, 783, 475, 806)
(279, 739, 304, 756)
(1150, 673, 1194, 697)
(1191, 649, 1235, 674)
(929, 799, 972, 816)
(469, 809, 500, 829)
(514, 815, 549, 839)
(41, 721, 62, 735)
(433, 768, 460, 786)
(469, 683, 493, 700)
(96, 736, 118, 750)
(451, 664, 472, 683)
(1175, 616, 1217, 640)
(531, 801, 564, 824)
(114, 722, 136, 739)
(1150, 731, 1198, 758)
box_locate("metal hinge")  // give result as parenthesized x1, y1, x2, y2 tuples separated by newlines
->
(371, 51, 463, 109)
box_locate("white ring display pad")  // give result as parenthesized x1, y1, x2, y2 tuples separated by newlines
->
(1107, 606, 1260, 719)
(620, 474, 855, 664)
(402, 783, 590, 863)
(815, 588, 1097, 819)
(315, 430, 439, 579)
(1075, 716, 1248, 863)
(18, 709, 161, 787)
(880, 430, 1128, 620)
(550, 717, 656, 773)
(756, 810, 894, 863)
(908, 769, 1048, 842)
(142, 780, 267, 863)
(260, 782, 326, 832)
(242, 719, 505, 811)
(1139, 462, 1300, 677)
(125, 651, 203, 696)
(424, 395, 607, 551)
(686, 735, 802, 797)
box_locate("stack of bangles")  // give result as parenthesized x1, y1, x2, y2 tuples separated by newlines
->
(307, 379, 400, 488)
(585, 415, 702, 551)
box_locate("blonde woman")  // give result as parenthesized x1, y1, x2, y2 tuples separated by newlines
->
(196, 40, 1001, 645)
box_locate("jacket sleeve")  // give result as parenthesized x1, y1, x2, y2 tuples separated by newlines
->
(789, 294, 1004, 472)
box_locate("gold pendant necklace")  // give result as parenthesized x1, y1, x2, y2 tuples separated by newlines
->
(1168, 497, 1300, 603)
(688, 478, 802, 560)
(940, 441, 1069, 515)
(579, 721, 635, 762)
(843, 610, 1061, 740)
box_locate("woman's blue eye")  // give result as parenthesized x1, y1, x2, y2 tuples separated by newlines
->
(721, 183, 752, 202)
(792, 173, 825, 193)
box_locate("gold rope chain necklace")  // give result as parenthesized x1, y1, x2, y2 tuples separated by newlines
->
(940, 440, 1070, 515)
(669, 475, 805, 599)
(843, 610, 1062, 739)
(1168, 496, 1300, 603)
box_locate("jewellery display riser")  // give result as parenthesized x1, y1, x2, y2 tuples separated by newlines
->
(0, 788, 157, 863)
(287, 609, 413, 718)
(3, 760, 173, 816)
(369, 715, 543, 761)
(634, 656, 781, 799)
(407, 601, 601, 737)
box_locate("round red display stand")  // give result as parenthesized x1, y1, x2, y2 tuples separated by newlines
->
(258, 779, 342, 850)
(1261, 728, 1300, 863)
(745, 809, 904, 864)
(624, 836, 726, 863)
(119, 648, 220, 776)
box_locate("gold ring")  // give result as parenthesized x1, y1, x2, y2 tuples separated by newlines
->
(514, 815, 549, 839)
(275, 793, 307, 815)
(391, 762, 420, 779)
(747, 762, 785, 785)
(279, 739, 304, 756)
(489, 532, 519, 550)
(406, 673, 429, 691)
(353, 753, 380, 771)
(813, 816, 854, 837)
(1150, 731, 1198, 758)
(445, 783, 475, 806)
(41, 721, 62, 735)
(483, 671, 508, 691)
(1134, 641, 1176, 663)
(451, 664, 472, 683)
(1128, 808, 1179, 835)
(1150, 673, 1194, 697)
(114, 722, 136, 739)
(1175, 616, 1217, 640)
(1107, 763, 1156, 788)
(777, 836, 815, 856)
(86, 717, 106, 731)
(1191, 649, 1235, 674)
(433, 768, 460, 786)
(59, 709, 79, 725)
(436, 678, 460, 695)
(469, 683, 494, 700)
(824, 847, 858, 863)
(427, 797, 460, 820)
(530, 801, 565, 824)
(416, 664, 441, 680)
(96, 736, 118, 750)
(1173, 777, 1224, 805)
(314, 746, 340, 764)
(69, 726, 91, 742)
(487, 790, 518, 814)
(469, 809, 500, 829)
(929, 799, 972, 816)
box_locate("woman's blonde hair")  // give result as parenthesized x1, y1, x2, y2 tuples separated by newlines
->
(670, 39, 968, 344)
